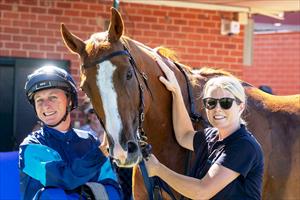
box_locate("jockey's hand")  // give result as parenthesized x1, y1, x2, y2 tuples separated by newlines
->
(144, 154, 160, 177)
(156, 59, 181, 94)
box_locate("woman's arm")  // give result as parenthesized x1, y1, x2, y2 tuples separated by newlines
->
(157, 59, 195, 150)
(145, 154, 239, 199)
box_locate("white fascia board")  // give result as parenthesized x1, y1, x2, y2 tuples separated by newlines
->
(121, 0, 249, 13)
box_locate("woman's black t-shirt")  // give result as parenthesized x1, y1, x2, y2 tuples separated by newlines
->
(193, 125, 264, 200)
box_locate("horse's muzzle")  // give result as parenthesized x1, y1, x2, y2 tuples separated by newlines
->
(112, 140, 142, 167)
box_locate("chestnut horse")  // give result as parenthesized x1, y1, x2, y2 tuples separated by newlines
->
(61, 8, 300, 200)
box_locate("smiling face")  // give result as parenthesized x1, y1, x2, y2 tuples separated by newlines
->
(34, 88, 70, 131)
(204, 87, 244, 136)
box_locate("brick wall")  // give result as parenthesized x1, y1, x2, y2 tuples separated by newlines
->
(244, 32, 300, 95)
(1, 0, 244, 123)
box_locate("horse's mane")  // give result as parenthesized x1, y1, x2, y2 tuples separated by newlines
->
(197, 67, 234, 78)
(154, 46, 179, 62)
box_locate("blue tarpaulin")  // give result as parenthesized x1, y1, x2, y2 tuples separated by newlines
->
(0, 151, 20, 200)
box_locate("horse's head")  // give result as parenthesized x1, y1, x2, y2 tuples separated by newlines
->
(61, 8, 144, 167)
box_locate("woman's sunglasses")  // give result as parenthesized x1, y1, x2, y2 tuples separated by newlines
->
(203, 97, 240, 110)
(88, 108, 95, 114)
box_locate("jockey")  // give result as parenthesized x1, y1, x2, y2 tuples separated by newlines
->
(19, 65, 122, 200)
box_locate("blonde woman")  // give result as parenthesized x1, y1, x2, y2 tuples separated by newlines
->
(145, 60, 264, 200)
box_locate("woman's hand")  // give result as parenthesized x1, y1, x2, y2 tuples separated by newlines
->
(157, 59, 181, 94)
(144, 154, 161, 177)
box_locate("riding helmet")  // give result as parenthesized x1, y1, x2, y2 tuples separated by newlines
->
(24, 65, 78, 110)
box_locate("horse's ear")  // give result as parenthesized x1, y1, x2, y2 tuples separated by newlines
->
(61, 23, 85, 54)
(108, 7, 124, 42)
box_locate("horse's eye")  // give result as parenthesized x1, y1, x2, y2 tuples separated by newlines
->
(126, 69, 133, 80)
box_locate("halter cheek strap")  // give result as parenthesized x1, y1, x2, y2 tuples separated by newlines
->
(84, 46, 152, 154)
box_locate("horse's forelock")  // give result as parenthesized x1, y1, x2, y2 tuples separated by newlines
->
(85, 32, 111, 55)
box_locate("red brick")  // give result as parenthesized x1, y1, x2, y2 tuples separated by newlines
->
(3, 12, 19, 19)
(31, 7, 47, 13)
(39, 45, 55, 51)
(38, 30, 54, 37)
(64, 10, 78, 16)
(210, 43, 223, 48)
(151, 24, 165, 30)
(17, 6, 29, 12)
(202, 48, 215, 55)
(73, 2, 89, 10)
(11, 50, 27, 57)
(203, 21, 215, 28)
(30, 22, 46, 28)
(81, 11, 96, 18)
(46, 52, 61, 59)
(0, 49, 10, 56)
(153, 10, 165, 17)
(22, 43, 37, 50)
(5, 42, 20, 49)
(48, 8, 63, 15)
(188, 20, 201, 26)
(187, 47, 201, 54)
(166, 25, 179, 32)
(0, 34, 12, 40)
(0, 19, 11, 26)
(47, 23, 59, 29)
(0, 4, 12, 11)
(183, 13, 197, 19)
(55, 16, 71, 23)
(88, 4, 105, 12)
(20, 13, 36, 20)
(29, 52, 46, 58)
(174, 19, 187, 25)
(4, 27, 20, 34)
(30, 36, 45, 43)
(168, 12, 181, 18)
(56, 2, 71, 9)
(224, 44, 237, 49)
(143, 16, 157, 23)
(166, 39, 180, 46)
(137, 9, 152, 15)
(13, 35, 29, 42)
(196, 28, 209, 34)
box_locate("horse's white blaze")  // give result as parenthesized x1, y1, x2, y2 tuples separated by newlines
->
(96, 61, 127, 158)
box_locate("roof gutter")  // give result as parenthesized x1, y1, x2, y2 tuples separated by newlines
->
(121, 0, 250, 13)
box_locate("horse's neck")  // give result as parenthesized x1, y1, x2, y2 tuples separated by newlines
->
(124, 38, 190, 171)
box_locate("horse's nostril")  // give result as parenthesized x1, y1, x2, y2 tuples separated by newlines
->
(127, 141, 138, 154)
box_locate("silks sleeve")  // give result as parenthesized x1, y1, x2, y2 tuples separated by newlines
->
(19, 144, 106, 190)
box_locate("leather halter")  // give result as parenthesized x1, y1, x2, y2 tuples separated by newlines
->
(82, 45, 151, 151)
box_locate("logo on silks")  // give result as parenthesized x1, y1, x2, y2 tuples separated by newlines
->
(36, 81, 52, 90)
